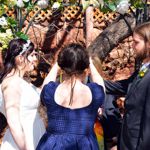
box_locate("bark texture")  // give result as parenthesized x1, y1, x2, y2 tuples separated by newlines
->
(87, 14, 136, 61)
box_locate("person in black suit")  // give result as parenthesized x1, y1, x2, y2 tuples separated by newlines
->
(104, 21, 150, 150)
(99, 94, 122, 150)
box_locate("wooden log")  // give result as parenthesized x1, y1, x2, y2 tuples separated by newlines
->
(87, 14, 136, 61)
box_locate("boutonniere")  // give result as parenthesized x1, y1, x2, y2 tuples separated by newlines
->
(139, 68, 149, 78)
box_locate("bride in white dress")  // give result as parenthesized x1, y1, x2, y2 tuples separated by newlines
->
(0, 38, 49, 150)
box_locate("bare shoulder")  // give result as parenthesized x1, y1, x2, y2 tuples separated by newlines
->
(1, 77, 22, 107)
(1, 76, 21, 94)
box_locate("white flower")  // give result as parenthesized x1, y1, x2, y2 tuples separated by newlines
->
(116, 0, 130, 14)
(37, 0, 49, 9)
(0, 29, 13, 49)
(9, 0, 17, 7)
(16, 0, 25, 8)
(20, 40, 31, 55)
(23, 0, 29, 2)
(98, 0, 104, 7)
(52, 2, 61, 9)
(6, 29, 13, 36)
(90, 0, 100, 7)
(0, 16, 8, 27)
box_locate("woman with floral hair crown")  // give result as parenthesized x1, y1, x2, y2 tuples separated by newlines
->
(0, 38, 52, 150)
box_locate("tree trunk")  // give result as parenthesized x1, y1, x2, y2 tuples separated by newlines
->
(87, 14, 136, 61)
(86, 6, 94, 48)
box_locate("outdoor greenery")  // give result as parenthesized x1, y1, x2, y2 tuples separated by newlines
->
(0, 0, 148, 50)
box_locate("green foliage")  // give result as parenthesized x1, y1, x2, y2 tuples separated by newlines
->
(99, 6, 110, 13)
(130, 0, 144, 8)
(0, 0, 46, 51)
(81, 0, 145, 12)
(69, 0, 77, 4)
(7, 17, 17, 28)
(106, 1, 117, 11)
(0, 5, 6, 16)
(82, 0, 101, 10)
(57, 0, 63, 2)
(0, 28, 5, 33)
(0, 0, 148, 51)
(16, 32, 29, 40)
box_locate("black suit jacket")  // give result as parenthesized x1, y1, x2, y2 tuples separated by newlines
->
(105, 68, 150, 150)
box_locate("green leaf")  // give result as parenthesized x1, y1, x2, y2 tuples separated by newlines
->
(23, 0, 32, 8)
(27, 2, 34, 11)
(130, 0, 144, 8)
(107, 2, 116, 11)
(100, 5, 111, 13)
(0, 4, 7, 16)
(7, 17, 17, 26)
(0, 28, 6, 33)
(69, 0, 76, 4)
(57, 0, 63, 3)
(130, 0, 143, 7)
(0, 0, 6, 4)
(16, 32, 29, 40)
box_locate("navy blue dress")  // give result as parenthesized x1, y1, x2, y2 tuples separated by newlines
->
(36, 81, 105, 150)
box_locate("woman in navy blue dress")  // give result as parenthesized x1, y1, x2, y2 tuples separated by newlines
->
(36, 43, 105, 150)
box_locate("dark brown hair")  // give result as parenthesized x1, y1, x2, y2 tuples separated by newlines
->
(0, 38, 34, 82)
(58, 43, 89, 75)
(57, 43, 89, 105)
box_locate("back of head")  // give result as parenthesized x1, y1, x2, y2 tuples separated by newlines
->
(0, 38, 34, 82)
(134, 21, 150, 42)
(58, 43, 89, 76)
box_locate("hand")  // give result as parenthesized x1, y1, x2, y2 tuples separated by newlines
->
(89, 57, 93, 65)
(51, 62, 60, 73)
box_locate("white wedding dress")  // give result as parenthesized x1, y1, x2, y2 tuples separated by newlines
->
(0, 78, 45, 150)
(0, 84, 2, 112)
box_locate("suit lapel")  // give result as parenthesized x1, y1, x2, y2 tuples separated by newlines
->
(126, 74, 141, 99)
(126, 65, 150, 99)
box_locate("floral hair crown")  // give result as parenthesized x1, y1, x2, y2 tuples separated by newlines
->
(19, 40, 31, 55)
